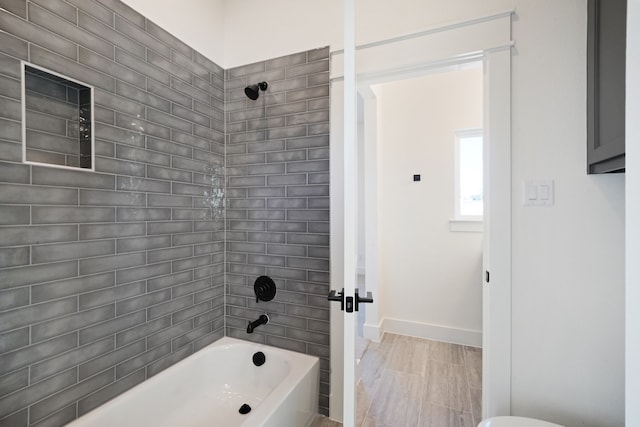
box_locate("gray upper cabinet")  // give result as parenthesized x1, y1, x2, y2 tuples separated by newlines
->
(587, 0, 626, 174)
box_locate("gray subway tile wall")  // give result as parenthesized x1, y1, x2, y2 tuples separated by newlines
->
(225, 47, 331, 415)
(0, 0, 331, 424)
(0, 0, 226, 425)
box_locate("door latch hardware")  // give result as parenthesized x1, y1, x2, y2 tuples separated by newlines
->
(328, 288, 374, 312)
(345, 296, 354, 312)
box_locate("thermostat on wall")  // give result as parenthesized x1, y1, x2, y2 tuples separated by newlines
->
(413, 174, 421, 182)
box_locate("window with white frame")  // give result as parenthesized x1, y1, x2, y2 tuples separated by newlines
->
(454, 129, 483, 221)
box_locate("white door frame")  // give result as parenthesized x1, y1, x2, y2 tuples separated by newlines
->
(329, 11, 514, 422)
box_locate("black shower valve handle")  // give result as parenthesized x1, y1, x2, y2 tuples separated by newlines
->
(255, 285, 266, 303)
(255, 282, 271, 302)
(254, 276, 276, 303)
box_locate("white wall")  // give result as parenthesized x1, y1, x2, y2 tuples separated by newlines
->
(222, 0, 342, 68)
(121, 0, 225, 65)
(116, 1, 626, 425)
(374, 69, 483, 344)
(627, 0, 640, 425)
(509, 3, 624, 426)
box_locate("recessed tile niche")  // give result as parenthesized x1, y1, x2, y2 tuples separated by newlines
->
(22, 63, 94, 170)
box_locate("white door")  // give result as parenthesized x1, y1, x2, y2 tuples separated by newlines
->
(328, 1, 359, 426)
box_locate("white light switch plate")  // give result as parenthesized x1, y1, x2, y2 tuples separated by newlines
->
(523, 180, 554, 206)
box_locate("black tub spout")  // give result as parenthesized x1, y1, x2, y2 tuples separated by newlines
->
(247, 314, 269, 333)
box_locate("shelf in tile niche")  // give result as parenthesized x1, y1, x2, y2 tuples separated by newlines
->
(22, 62, 95, 171)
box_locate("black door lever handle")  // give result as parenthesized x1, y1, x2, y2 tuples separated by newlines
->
(327, 288, 344, 311)
(355, 288, 373, 311)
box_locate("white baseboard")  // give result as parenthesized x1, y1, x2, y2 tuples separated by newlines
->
(362, 321, 382, 342)
(381, 318, 482, 347)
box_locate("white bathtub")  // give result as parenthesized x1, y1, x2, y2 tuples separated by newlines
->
(66, 337, 320, 427)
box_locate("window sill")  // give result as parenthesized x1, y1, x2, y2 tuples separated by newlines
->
(449, 219, 483, 233)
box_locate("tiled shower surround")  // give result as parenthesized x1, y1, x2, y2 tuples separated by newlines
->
(0, 1, 330, 425)
(225, 50, 331, 413)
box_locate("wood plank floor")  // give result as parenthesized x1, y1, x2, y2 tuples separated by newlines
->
(312, 333, 482, 427)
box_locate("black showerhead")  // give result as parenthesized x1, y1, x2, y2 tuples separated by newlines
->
(244, 81, 268, 100)
(244, 85, 259, 100)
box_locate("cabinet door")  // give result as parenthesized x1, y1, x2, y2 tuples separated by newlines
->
(587, 0, 626, 174)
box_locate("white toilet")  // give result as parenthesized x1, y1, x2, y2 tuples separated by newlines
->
(478, 416, 563, 427)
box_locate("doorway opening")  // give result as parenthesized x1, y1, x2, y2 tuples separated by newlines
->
(358, 64, 484, 345)
(354, 64, 484, 426)
(329, 11, 513, 424)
